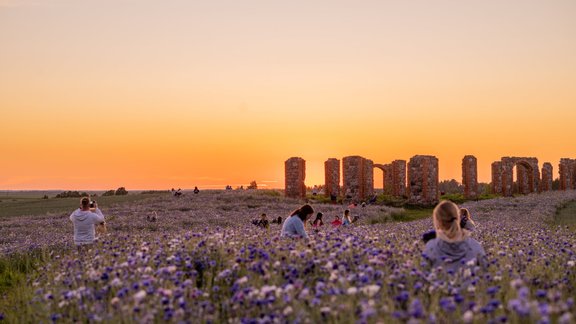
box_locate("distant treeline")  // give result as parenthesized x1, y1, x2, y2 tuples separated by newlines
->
(55, 187, 129, 198)
(54, 191, 91, 198)
(140, 190, 170, 194)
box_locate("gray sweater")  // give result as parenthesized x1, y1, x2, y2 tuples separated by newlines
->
(70, 208, 105, 245)
(423, 237, 486, 272)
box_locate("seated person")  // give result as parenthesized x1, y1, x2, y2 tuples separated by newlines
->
(281, 204, 314, 239)
(422, 201, 486, 272)
(331, 215, 343, 227)
(309, 212, 324, 231)
(271, 216, 283, 225)
(342, 209, 352, 226)
(252, 213, 269, 229)
(423, 207, 476, 243)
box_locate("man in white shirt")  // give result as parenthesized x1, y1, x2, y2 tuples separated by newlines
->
(70, 197, 105, 248)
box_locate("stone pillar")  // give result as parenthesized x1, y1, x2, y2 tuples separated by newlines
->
(501, 158, 515, 197)
(516, 164, 529, 194)
(491, 161, 503, 195)
(343, 156, 373, 202)
(363, 159, 374, 200)
(408, 155, 439, 206)
(541, 163, 553, 192)
(383, 164, 393, 194)
(285, 157, 306, 199)
(324, 158, 340, 198)
(462, 155, 478, 199)
(391, 160, 406, 197)
(559, 158, 576, 190)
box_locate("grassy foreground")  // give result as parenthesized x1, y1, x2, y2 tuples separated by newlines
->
(553, 200, 576, 229)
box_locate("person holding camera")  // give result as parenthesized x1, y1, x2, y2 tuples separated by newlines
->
(422, 201, 485, 272)
(70, 197, 105, 248)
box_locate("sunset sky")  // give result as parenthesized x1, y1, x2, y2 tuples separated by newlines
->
(1, 0, 575, 190)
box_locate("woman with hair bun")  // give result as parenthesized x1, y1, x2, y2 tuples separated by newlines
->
(281, 204, 314, 239)
(422, 201, 485, 272)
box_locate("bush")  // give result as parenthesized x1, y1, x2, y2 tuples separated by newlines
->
(115, 187, 128, 195)
(102, 190, 115, 196)
(440, 193, 466, 204)
(247, 181, 258, 190)
(55, 191, 89, 198)
(376, 194, 407, 208)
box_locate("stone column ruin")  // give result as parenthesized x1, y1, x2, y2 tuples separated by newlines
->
(540, 163, 553, 192)
(285, 157, 306, 199)
(500, 157, 539, 196)
(462, 155, 478, 199)
(408, 155, 439, 206)
(342, 156, 374, 202)
(391, 160, 407, 197)
(559, 158, 576, 190)
(324, 158, 340, 198)
(491, 161, 503, 195)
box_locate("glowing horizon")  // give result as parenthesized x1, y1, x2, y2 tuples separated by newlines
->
(1, 0, 575, 190)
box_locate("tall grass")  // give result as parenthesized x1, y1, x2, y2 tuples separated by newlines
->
(553, 199, 576, 229)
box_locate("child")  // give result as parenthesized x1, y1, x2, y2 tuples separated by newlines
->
(310, 212, 324, 231)
(331, 215, 343, 227)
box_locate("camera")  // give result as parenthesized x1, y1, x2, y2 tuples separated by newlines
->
(90, 200, 96, 208)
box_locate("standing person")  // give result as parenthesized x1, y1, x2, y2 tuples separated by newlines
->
(310, 212, 324, 231)
(342, 209, 352, 226)
(70, 197, 105, 248)
(422, 201, 486, 272)
(281, 204, 314, 239)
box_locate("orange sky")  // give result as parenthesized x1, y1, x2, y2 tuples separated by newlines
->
(1, 0, 575, 190)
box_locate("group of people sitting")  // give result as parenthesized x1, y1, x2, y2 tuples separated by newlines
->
(251, 208, 359, 233)
(278, 200, 485, 271)
(171, 188, 183, 197)
(251, 213, 283, 229)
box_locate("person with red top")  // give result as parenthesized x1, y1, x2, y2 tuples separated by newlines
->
(331, 215, 343, 227)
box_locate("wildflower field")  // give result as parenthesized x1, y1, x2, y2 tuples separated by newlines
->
(1, 190, 576, 323)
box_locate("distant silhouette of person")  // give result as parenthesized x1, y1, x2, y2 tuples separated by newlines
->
(312, 186, 318, 196)
(368, 194, 377, 204)
(271, 216, 283, 225)
(252, 213, 269, 229)
(147, 212, 157, 222)
(281, 204, 314, 239)
(330, 193, 337, 203)
(193, 186, 200, 194)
